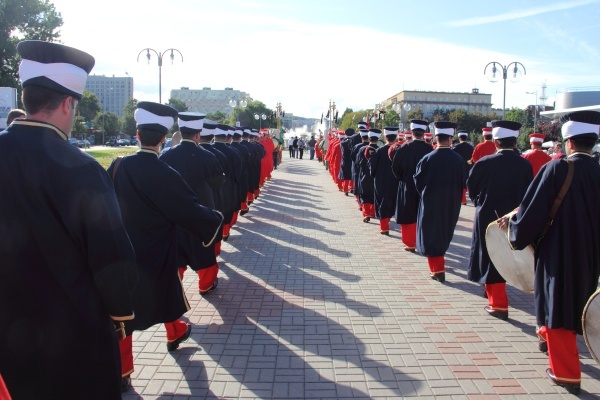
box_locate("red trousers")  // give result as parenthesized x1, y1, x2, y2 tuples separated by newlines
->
(537, 326, 581, 384)
(485, 282, 508, 311)
(230, 211, 238, 227)
(380, 217, 390, 233)
(119, 320, 188, 377)
(342, 179, 353, 193)
(240, 201, 249, 212)
(0, 374, 11, 400)
(427, 256, 445, 274)
(222, 223, 231, 238)
(362, 203, 375, 218)
(461, 188, 467, 204)
(400, 223, 416, 249)
(179, 264, 218, 292)
(247, 192, 254, 203)
(254, 188, 260, 197)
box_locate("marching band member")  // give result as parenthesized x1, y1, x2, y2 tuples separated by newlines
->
(452, 130, 474, 205)
(339, 128, 356, 195)
(108, 102, 223, 391)
(469, 126, 495, 164)
(414, 121, 466, 282)
(522, 132, 552, 176)
(159, 113, 225, 295)
(392, 120, 433, 252)
(502, 111, 600, 395)
(369, 127, 400, 235)
(357, 129, 380, 223)
(466, 120, 533, 320)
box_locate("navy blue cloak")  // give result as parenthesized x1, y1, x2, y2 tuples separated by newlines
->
(466, 149, 533, 283)
(108, 151, 223, 335)
(160, 140, 225, 270)
(509, 154, 600, 334)
(391, 140, 433, 224)
(369, 144, 399, 219)
(414, 147, 466, 256)
(0, 120, 137, 399)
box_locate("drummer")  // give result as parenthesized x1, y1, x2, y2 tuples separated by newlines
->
(466, 120, 533, 320)
(499, 110, 600, 395)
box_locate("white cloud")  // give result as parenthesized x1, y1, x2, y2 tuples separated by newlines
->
(447, 0, 599, 27)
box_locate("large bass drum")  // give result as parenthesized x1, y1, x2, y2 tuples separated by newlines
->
(485, 221, 535, 292)
(583, 289, 600, 367)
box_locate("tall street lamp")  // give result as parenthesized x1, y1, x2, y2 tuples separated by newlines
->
(229, 97, 247, 126)
(137, 48, 183, 104)
(275, 102, 285, 142)
(323, 100, 337, 150)
(484, 61, 526, 118)
(254, 113, 267, 130)
(392, 100, 411, 130)
(526, 91, 538, 132)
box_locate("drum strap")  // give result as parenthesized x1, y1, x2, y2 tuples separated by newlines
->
(536, 159, 574, 244)
(110, 156, 123, 182)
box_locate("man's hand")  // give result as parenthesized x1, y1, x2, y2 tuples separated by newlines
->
(497, 216, 509, 231)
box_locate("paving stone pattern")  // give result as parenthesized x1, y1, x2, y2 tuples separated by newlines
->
(123, 157, 600, 399)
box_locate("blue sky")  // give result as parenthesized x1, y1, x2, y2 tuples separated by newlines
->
(49, 0, 600, 121)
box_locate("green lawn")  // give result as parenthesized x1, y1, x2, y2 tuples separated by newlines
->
(85, 147, 138, 169)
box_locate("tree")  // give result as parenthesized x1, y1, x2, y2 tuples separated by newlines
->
(338, 111, 370, 131)
(0, 0, 63, 90)
(77, 90, 100, 122)
(383, 109, 399, 128)
(406, 108, 425, 121)
(206, 111, 228, 124)
(93, 112, 120, 139)
(72, 115, 87, 137)
(166, 98, 188, 112)
(504, 107, 528, 127)
(120, 98, 138, 136)
(225, 100, 274, 129)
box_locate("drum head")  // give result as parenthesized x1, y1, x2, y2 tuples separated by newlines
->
(485, 222, 535, 292)
(583, 289, 600, 367)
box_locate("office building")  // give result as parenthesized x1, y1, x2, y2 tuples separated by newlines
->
(383, 89, 493, 121)
(84, 75, 133, 118)
(170, 87, 251, 115)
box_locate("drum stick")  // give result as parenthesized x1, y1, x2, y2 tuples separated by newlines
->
(494, 210, 500, 219)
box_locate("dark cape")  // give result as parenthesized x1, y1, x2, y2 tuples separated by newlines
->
(392, 140, 433, 224)
(241, 140, 265, 193)
(357, 143, 378, 203)
(351, 141, 369, 196)
(509, 154, 600, 334)
(200, 143, 236, 221)
(108, 151, 223, 335)
(231, 141, 251, 205)
(338, 137, 354, 180)
(212, 141, 243, 212)
(160, 140, 225, 270)
(452, 141, 474, 172)
(414, 147, 466, 256)
(0, 121, 137, 400)
(466, 150, 533, 283)
(369, 144, 399, 219)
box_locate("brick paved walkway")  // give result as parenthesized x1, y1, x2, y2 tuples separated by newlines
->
(123, 156, 600, 399)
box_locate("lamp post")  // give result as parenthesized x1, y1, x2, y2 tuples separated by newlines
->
(526, 91, 538, 132)
(275, 102, 284, 142)
(137, 48, 183, 104)
(324, 100, 337, 150)
(229, 97, 247, 126)
(484, 61, 526, 118)
(228, 97, 248, 108)
(392, 100, 411, 130)
(254, 113, 267, 130)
